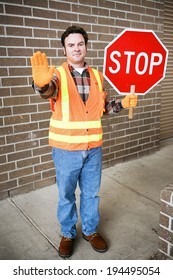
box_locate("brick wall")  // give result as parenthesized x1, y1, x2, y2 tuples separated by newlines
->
(0, 0, 165, 199)
(157, 185, 173, 260)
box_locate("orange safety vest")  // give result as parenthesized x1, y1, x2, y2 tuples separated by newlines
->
(49, 62, 106, 151)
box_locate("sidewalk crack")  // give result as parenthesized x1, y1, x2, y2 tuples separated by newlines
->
(8, 197, 59, 253)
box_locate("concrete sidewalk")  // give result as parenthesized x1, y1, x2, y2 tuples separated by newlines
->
(0, 139, 173, 260)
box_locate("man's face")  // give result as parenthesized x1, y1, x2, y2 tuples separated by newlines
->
(63, 33, 87, 67)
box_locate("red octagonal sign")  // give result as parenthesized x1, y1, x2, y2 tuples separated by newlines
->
(103, 29, 168, 95)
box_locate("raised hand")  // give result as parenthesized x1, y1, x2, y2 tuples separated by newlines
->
(30, 51, 55, 87)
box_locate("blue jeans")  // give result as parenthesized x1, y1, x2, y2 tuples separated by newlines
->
(52, 146, 102, 239)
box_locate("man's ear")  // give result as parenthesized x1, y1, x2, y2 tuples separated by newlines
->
(63, 47, 66, 56)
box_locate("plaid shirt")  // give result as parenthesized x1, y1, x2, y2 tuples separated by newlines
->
(33, 64, 123, 114)
(69, 64, 90, 104)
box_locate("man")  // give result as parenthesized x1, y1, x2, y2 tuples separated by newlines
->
(31, 26, 137, 258)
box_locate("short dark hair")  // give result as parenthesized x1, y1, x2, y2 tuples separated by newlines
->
(61, 26, 88, 47)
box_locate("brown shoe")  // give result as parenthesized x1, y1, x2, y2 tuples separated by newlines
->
(83, 232, 108, 252)
(59, 236, 74, 258)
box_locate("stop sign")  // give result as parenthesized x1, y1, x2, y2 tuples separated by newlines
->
(103, 29, 168, 95)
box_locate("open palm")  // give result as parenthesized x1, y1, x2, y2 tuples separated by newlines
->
(30, 51, 55, 87)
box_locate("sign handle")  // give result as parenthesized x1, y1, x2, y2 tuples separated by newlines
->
(128, 85, 135, 119)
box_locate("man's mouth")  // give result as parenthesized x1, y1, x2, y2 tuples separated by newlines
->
(73, 53, 81, 56)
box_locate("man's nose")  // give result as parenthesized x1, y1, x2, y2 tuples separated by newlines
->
(74, 45, 80, 51)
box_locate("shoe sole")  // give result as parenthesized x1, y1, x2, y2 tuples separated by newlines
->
(58, 251, 73, 258)
(83, 235, 108, 253)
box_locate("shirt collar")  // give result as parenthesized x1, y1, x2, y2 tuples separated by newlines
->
(68, 62, 88, 73)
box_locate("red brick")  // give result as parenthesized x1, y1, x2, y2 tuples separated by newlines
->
(9, 183, 34, 197)
(5, 4, 31, 16)
(92, 7, 109, 16)
(33, 146, 51, 156)
(19, 173, 41, 185)
(158, 238, 168, 253)
(8, 48, 33, 57)
(8, 150, 32, 162)
(0, 47, 6, 56)
(25, 17, 49, 28)
(34, 29, 56, 38)
(2, 37, 24, 47)
(31, 129, 49, 140)
(9, 167, 33, 180)
(11, 86, 33, 96)
(159, 213, 170, 228)
(31, 112, 52, 121)
(6, 26, 32, 37)
(161, 189, 173, 203)
(39, 120, 49, 129)
(57, 11, 78, 22)
(26, 38, 49, 48)
(24, 0, 48, 8)
(17, 157, 40, 169)
(33, 8, 56, 19)
(98, 0, 115, 9)
(4, 114, 30, 125)
(0, 15, 23, 26)
(50, 1, 71, 11)
(160, 202, 173, 217)
(0, 162, 15, 174)
(79, 0, 97, 5)
(15, 140, 39, 151)
(34, 177, 56, 190)
(0, 68, 8, 76)
(0, 107, 12, 116)
(42, 169, 55, 178)
(9, 67, 31, 76)
(13, 105, 37, 114)
(41, 154, 52, 163)
(0, 173, 8, 183)
(159, 226, 173, 243)
(0, 144, 14, 155)
(34, 161, 54, 173)
(0, 179, 17, 192)
(7, 132, 32, 144)
(0, 136, 5, 146)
